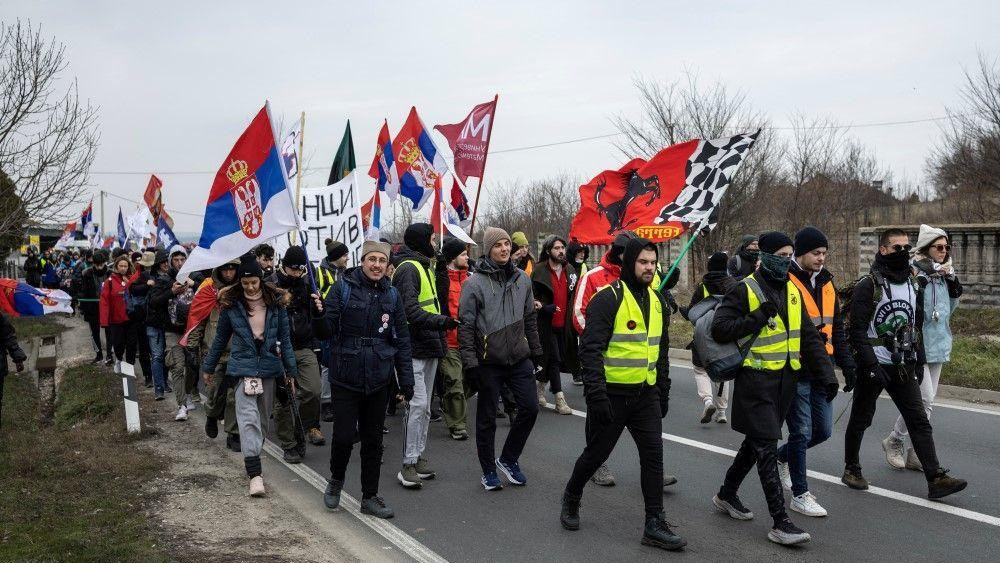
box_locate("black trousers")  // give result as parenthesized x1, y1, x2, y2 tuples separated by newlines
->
(566, 387, 663, 518)
(329, 386, 389, 498)
(538, 328, 566, 394)
(720, 436, 786, 522)
(107, 322, 138, 365)
(85, 316, 109, 358)
(845, 364, 940, 480)
(475, 359, 539, 474)
(135, 321, 152, 383)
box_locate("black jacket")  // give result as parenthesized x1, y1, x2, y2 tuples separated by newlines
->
(391, 246, 450, 359)
(1, 313, 27, 379)
(76, 265, 110, 320)
(268, 270, 330, 350)
(711, 271, 835, 439)
(789, 263, 856, 377)
(147, 267, 183, 333)
(530, 260, 577, 362)
(325, 267, 414, 395)
(23, 255, 43, 287)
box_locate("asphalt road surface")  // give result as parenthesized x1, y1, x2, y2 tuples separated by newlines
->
(280, 364, 1000, 563)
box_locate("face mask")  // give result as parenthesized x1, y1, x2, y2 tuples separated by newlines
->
(759, 252, 791, 280)
(883, 249, 910, 271)
(741, 249, 760, 262)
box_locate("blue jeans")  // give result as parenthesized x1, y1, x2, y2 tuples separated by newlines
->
(146, 326, 167, 394)
(777, 378, 832, 496)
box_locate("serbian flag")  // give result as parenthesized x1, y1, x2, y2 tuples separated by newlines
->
(0, 279, 73, 317)
(450, 177, 471, 227)
(179, 278, 220, 346)
(156, 215, 180, 249)
(431, 177, 476, 245)
(178, 104, 298, 281)
(569, 132, 759, 244)
(101, 236, 115, 249)
(392, 107, 448, 211)
(80, 201, 96, 237)
(360, 189, 381, 241)
(368, 120, 400, 201)
(434, 95, 497, 183)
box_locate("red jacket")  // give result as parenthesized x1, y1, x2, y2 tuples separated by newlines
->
(446, 268, 468, 349)
(571, 250, 621, 333)
(100, 272, 131, 327)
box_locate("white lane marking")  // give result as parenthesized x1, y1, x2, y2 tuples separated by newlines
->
(550, 405, 1000, 528)
(261, 439, 450, 563)
(668, 363, 1000, 417)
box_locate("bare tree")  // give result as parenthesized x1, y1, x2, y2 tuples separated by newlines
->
(928, 52, 1000, 221)
(0, 20, 99, 236)
(480, 173, 580, 247)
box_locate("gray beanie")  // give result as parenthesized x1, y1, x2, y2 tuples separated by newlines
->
(361, 240, 391, 260)
(482, 227, 511, 252)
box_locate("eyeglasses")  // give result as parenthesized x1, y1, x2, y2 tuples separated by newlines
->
(883, 244, 912, 253)
(930, 244, 951, 252)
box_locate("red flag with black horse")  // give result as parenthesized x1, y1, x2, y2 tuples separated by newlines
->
(569, 132, 758, 244)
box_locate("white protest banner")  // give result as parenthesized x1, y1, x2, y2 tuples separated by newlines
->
(274, 170, 365, 268)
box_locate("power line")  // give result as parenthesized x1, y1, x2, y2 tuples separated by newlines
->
(88, 113, 961, 176)
(101, 190, 205, 218)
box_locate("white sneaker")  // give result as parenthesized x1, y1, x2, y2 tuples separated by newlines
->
(249, 476, 266, 497)
(699, 400, 717, 423)
(777, 460, 792, 490)
(185, 397, 196, 411)
(174, 405, 188, 421)
(790, 491, 827, 517)
(713, 409, 727, 424)
(882, 435, 906, 469)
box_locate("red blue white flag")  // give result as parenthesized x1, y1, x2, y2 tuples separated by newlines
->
(368, 119, 400, 201)
(392, 107, 448, 211)
(0, 279, 73, 317)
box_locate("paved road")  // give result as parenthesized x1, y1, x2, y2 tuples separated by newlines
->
(283, 364, 1000, 563)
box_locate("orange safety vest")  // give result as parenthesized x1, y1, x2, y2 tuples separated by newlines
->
(789, 275, 835, 356)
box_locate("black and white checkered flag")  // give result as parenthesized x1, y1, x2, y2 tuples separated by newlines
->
(655, 130, 759, 232)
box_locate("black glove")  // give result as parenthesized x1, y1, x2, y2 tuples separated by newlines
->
(588, 395, 614, 425)
(399, 385, 415, 402)
(842, 367, 857, 393)
(442, 317, 460, 330)
(659, 394, 669, 418)
(760, 301, 778, 318)
(541, 303, 557, 315)
(664, 293, 679, 315)
(462, 366, 479, 394)
(825, 381, 838, 403)
(916, 364, 925, 384)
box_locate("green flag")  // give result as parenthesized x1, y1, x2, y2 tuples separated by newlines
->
(328, 120, 356, 185)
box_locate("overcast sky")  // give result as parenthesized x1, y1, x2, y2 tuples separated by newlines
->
(5, 1, 998, 236)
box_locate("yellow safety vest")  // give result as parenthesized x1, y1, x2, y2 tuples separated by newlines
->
(316, 267, 336, 299)
(742, 274, 802, 371)
(602, 281, 663, 385)
(397, 259, 440, 314)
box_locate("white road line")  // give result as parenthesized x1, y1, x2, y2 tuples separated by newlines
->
(261, 439, 450, 563)
(550, 405, 1000, 528)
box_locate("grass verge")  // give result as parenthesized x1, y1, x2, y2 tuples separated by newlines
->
(8, 314, 70, 340)
(0, 363, 169, 562)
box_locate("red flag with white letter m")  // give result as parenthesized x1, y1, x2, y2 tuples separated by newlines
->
(434, 96, 497, 183)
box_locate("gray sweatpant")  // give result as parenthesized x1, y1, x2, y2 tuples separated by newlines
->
(402, 357, 439, 465)
(235, 377, 275, 460)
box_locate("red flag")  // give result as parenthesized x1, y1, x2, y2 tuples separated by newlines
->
(179, 278, 219, 346)
(434, 96, 497, 183)
(144, 174, 174, 229)
(430, 178, 444, 236)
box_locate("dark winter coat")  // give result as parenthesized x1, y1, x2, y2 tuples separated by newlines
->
(268, 270, 331, 350)
(530, 260, 577, 365)
(200, 297, 298, 379)
(325, 267, 414, 395)
(711, 271, 835, 439)
(0, 313, 27, 380)
(391, 246, 450, 359)
(789, 262, 856, 377)
(127, 269, 154, 324)
(23, 255, 43, 287)
(76, 265, 110, 320)
(146, 267, 181, 332)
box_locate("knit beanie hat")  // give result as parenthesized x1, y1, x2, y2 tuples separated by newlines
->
(282, 245, 309, 268)
(758, 231, 794, 254)
(483, 227, 511, 252)
(361, 240, 391, 260)
(794, 226, 829, 257)
(915, 224, 948, 254)
(707, 251, 729, 273)
(442, 237, 468, 263)
(326, 241, 349, 261)
(239, 254, 264, 279)
(511, 231, 529, 249)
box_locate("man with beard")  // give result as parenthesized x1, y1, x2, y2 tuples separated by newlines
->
(254, 243, 276, 278)
(727, 235, 759, 281)
(559, 237, 684, 551)
(270, 246, 331, 462)
(393, 223, 459, 489)
(842, 228, 967, 500)
(531, 235, 575, 414)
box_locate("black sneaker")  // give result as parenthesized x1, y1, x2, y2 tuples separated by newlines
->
(495, 410, 507, 419)
(429, 410, 443, 422)
(324, 478, 343, 510)
(320, 403, 334, 423)
(283, 449, 303, 464)
(928, 470, 967, 500)
(572, 374, 583, 386)
(450, 429, 468, 441)
(641, 513, 687, 551)
(560, 492, 581, 530)
(104, 357, 115, 367)
(360, 495, 394, 519)
(226, 434, 242, 452)
(144, 378, 153, 388)
(768, 516, 810, 545)
(91, 354, 103, 365)
(204, 416, 219, 439)
(712, 493, 754, 520)
(842, 467, 869, 490)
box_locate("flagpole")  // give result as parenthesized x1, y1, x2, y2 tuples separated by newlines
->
(469, 94, 498, 235)
(291, 111, 305, 245)
(658, 229, 699, 293)
(99, 190, 105, 238)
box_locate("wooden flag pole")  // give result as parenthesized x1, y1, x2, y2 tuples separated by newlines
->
(468, 94, 498, 235)
(291, 111, 305, 245)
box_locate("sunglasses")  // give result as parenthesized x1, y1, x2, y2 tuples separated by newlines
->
(883, 244, 912, 252)
(930, 244, 951, 252)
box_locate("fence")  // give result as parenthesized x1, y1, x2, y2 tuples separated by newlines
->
(858, 224, 1000, 308)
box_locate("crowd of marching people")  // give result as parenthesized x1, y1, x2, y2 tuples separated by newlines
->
(3, 220, 971, 551)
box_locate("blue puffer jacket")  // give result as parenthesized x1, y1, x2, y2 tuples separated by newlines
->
(201, 299, 298, 379)
(914, 258, 962, 364)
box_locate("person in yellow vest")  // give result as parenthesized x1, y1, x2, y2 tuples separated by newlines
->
(709, 231, 835, 546)
(560, 236, 685, 552)
(773, 226, 855, 517)
(392, 223, 459, 489)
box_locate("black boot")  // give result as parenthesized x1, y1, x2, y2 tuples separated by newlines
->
(641, 513, 686, 551)
(560, 492, 581, 530)
(227, 433, 242, 452)
(205, 416, 219, 439)
(324, 478, 343, 510)
(928, 470, 967, 499)
(360, 495, 394, 519)
(321, 402, 334, 423)
(842, 466, 869, 490)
